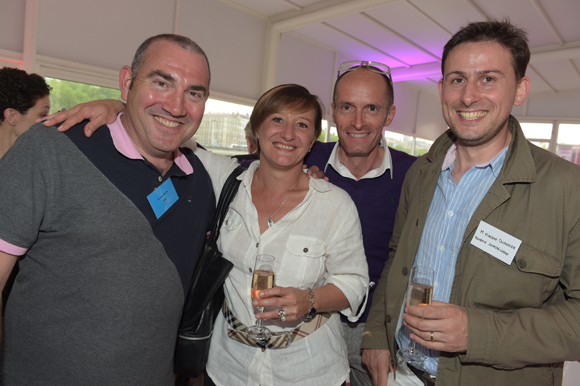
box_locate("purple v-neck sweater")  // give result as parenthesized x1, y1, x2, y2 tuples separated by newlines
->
(304, 141, 416, 323)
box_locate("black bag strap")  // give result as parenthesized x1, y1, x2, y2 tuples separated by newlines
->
(193, 165, 245, 278)
(207, 165, 245, 245)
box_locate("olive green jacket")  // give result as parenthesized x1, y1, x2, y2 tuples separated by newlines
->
(362, 116, 580, 386)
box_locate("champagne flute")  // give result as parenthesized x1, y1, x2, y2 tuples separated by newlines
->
(247, 254, 275, 341)
(397, 266, 434, 364)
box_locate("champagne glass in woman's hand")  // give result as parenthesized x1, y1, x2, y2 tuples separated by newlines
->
(397, 266, 434, 364)
(247, 254, 275, 341)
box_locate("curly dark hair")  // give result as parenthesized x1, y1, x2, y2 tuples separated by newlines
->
(0, 67, 51, 123)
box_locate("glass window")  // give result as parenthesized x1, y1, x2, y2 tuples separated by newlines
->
(195, 100, 333, 155)
(205, 99, 254, 116)
(384, 130, 413, 155)
(557, 124, 580, 145)
(45, 78, 122, 114)
(194, 99, 253, 156)
(557, 144, 580, 165)
(318, 121, 336, 142)
(414, 138, 434, 156)
(520, 122, 552, 140)
(530, 141, 550, 150)
(556, 124, 580, 166)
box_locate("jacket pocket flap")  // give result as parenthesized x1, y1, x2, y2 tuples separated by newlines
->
(514, 243, 560, 277)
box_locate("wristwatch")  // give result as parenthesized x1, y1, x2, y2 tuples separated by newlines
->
(304, 288, 317, 321)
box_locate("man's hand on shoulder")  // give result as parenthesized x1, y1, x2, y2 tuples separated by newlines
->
(40, 99, 125, 136)
(303, 164, 329, 181)
(362, 348, 392, 386)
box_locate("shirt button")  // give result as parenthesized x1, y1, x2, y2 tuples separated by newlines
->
(303, 247, 308, 253)
(386, 314, 392, 323)
(448, 211, 454, 216)
(439, 246, 445, 252)
(249, 268, 252, 273)
(158, 176, 162, 182)
(256, 243, 259, 248)
(402, 267, 408, 276)
(517, 259, 527, 269)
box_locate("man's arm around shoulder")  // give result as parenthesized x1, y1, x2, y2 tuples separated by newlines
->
(182, 139, 239, 197)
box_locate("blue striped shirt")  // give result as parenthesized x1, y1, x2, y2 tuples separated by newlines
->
(395, 145, 508, 375)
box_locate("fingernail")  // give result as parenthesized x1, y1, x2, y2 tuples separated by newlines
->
(253, 300, 258, 306)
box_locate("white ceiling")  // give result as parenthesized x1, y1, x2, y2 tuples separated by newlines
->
(224, 0, 580, 98)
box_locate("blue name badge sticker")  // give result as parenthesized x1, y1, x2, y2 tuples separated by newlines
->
(147, 178, 179, 219)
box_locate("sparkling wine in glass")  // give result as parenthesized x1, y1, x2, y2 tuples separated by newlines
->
(247, 254, 275, 341)
(397, 266, 434, 364)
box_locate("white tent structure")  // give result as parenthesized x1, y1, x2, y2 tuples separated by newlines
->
(2, 0, 580, 383)
(2, 0, 580, 144)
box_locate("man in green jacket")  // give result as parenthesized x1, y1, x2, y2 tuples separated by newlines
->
(361, 19, 580, 386)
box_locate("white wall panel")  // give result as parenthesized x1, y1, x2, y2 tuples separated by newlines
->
(336, 52, 354, 65)
(294, 24, 406, 69)
(276, 32, 336, 118)
(512, 103, 525, 117)
(0, 0, 25, 53)
(37, 0, 175, 73)
(2, 0, 578, 124)
(325, 14, 434, 66)
(415, 91, 447, 139)
(526, 93, 580, 119)
(475, 0, 559, 47)
(179, 0, 267, 101)
(388, 82, 419, 134)
(531, 60, 580, 91)
(368, 2, 450, 59)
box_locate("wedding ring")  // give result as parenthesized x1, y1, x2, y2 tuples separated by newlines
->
(279, 309, 287, 322)
(430, 332, 434, 342)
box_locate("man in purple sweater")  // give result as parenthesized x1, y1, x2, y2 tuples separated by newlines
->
(304, 61, 416, 386)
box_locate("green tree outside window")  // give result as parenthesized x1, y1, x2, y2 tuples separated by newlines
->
(46, 78, 122, 114)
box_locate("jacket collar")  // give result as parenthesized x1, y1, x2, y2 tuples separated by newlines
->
(424, 115, 536, 184)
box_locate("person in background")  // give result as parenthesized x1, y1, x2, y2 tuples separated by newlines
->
(362, 19, 580, 386)
(232, 120, 259, 161)
(0, 67, 51, 159)
(0, 67, 51, 314)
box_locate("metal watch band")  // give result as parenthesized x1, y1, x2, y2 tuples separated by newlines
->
(304, 288, 317, 321)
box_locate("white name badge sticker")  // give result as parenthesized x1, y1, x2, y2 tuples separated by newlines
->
(471, 221, 522, 265)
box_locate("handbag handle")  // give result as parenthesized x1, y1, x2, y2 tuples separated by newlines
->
(195, 165, 245, 278)
(208, 166, 245, 245)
